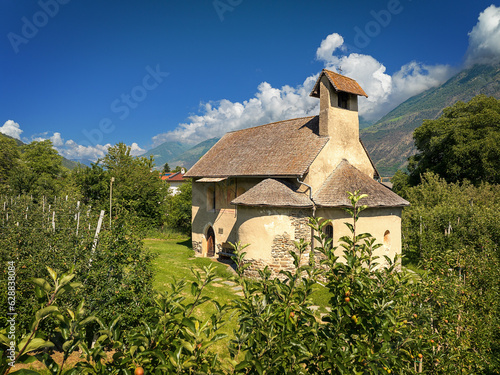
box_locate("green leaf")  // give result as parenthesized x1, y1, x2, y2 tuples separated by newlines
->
(20, 338, 54, 353)
(46, 266, 57, 282)
(59, 274, 76, 287)
(31, 278, 52, 293)
(34, 306, 59, 324)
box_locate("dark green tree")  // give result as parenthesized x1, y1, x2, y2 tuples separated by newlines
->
(72, 162, 109, 208)
(0, 135, 20, 192)
(10, 140, 67, 198)
(162, 162, 171, 173)
(408, 95, 500, 185)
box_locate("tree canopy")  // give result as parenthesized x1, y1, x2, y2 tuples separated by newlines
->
(408, 95, 500, 185)
(0, 135, 20, 191)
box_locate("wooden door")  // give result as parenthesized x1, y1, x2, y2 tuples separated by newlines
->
(206, 227, 215, 257)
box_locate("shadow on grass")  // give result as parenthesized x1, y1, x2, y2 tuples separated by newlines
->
(178, 238, 192, 248)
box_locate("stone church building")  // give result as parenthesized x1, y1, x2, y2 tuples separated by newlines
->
(185, 69, 409, 276)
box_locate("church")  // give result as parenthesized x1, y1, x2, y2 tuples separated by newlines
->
(185, 69, 409, 277)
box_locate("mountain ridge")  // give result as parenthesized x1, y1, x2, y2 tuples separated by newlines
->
(361, 63, 500, 176)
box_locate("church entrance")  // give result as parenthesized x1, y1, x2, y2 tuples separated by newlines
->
(206, 226, 215, 257)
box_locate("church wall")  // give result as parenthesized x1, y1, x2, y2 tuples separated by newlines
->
(315, 206, 403, 267)
(191, 178, 261, 256)
(235, 206, 312, 278)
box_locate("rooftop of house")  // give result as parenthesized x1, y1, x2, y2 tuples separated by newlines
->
(184, 116, 328, 178)
(230, 160, 409, 208)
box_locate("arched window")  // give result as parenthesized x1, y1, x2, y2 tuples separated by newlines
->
(383, 230, 391, 248)
(206, 226, 215, 257)
(324, 224, 334, 240)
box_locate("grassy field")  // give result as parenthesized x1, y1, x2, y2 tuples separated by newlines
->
(144, 237, 332, 360)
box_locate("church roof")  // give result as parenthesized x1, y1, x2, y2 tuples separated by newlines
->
(231, 178, 313, 208)
(185, 116, 328, 178)
(313, 160, 410, 208)
(310, 69, 368, 98)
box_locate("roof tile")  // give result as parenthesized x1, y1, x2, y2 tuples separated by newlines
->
(185, 116, 328, 178)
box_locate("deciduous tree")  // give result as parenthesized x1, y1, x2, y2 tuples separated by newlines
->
(409, 95, 500, 185)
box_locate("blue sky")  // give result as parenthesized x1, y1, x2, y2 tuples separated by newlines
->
(1, 0, 499, 162)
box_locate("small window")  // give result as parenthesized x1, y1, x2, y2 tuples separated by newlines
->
(338, 92, 349, 109)
(383, 230, 391, 248)
(207, 187, 215, 211)
(324, 224, 334, 240)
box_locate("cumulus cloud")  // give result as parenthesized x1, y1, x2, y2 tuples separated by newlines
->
(22, 130, 145, 163)
(316, 33, 346, 62)
(129, 142, 146, 156)
(316, 33, 455, 121)
(465, 5, 500, 67)
(152, 31, 457, 145)
(0, 120, 23, 139)
(152, 76, 320, 146)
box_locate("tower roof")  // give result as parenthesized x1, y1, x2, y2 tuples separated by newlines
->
(310, 69, 368, 98)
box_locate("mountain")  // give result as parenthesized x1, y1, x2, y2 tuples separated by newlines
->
(168, 138, 220, 169)
(142, 138, 220, 171)
(141, 141, 190, 169)
(361, 63, 500, 176)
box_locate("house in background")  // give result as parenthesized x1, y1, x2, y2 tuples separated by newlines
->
(161, 168, 188, 195)
(185, 69, 409, 277)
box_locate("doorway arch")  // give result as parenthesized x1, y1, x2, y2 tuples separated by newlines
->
(206, 226, 215, 257)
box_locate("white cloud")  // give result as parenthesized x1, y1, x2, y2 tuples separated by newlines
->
(50, 132, 64, 147)
(152, 76, 320, 146)
(130, 142, 146, 156)
(22, 131, 145, 163)
(0, 120, 23, 139)
(57, 139, 111, 162)
(465, 5, 500, 67)
(316, 33, 345, 62)
(152, 31, 456, 145)
(316, 33, 455, 121)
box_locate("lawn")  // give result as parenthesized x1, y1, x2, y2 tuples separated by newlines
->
(144, 237, 333, 360)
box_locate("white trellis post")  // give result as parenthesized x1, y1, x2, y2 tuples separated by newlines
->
(76, 201, 81, 236)
(89, 210, 105, 267)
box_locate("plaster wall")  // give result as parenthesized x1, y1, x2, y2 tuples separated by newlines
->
(315, 207, 403, 265)
(305, 77, 374, 192)
(235, 206, 311, 261)
(191, 178, 261, 256)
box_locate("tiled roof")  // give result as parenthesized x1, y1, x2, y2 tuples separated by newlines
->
(185, 116, 328, 178)
(310, 69, 368, 98)
(231, 179, 313, 208)
(168, 171, 187, 181)
(313, 160, 410, 208)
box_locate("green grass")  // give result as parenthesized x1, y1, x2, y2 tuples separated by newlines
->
(145, 238, 240, 359)
(144, 238, 334, 359)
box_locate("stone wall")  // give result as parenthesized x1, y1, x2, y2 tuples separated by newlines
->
(192, 240, 202, 255)
(241, 211, 316, 279)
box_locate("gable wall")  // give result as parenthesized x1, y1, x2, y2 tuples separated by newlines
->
(304, 135, 376, 192)
(191, 178, 261, 256)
